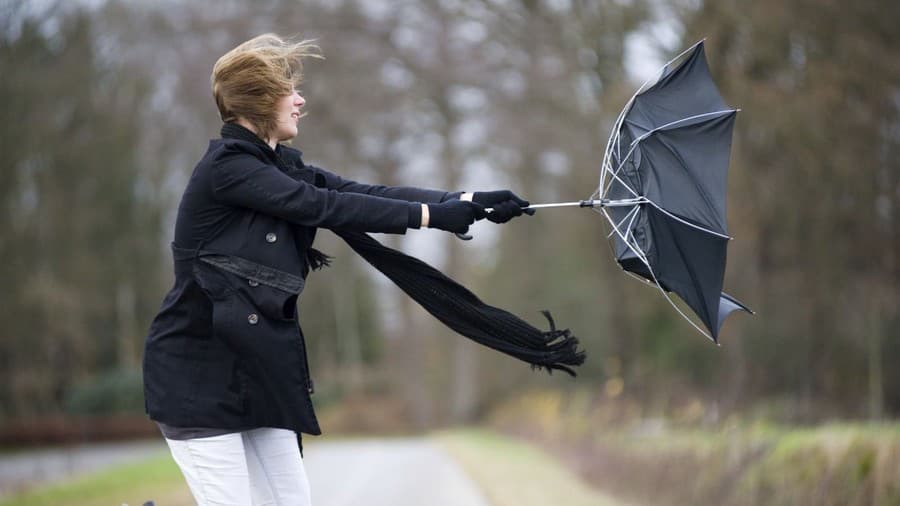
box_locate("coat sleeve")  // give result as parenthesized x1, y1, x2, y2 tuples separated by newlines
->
(310, 164, 462, 204)
(210, 146, 421, 234)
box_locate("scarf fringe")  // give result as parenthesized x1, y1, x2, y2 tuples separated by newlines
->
(306, 248, 332, 271)
(529, 310, 586, 377)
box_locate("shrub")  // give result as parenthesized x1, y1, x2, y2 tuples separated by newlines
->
(64, 368, 144, 415)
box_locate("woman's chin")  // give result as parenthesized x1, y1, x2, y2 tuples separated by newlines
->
(279, 128, 298, 142)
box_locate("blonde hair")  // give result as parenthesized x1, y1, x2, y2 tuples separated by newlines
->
(211, 34, 321, 141)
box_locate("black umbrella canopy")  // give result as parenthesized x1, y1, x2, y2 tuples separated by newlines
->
(601, 41, 752, 342)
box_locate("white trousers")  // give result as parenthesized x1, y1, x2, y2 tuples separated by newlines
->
(164, 427, 311, 506)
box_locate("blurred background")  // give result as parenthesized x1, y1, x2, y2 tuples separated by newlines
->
(1, 0, 898, 504)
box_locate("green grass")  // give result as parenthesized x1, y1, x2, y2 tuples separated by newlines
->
(434, 428, 633, 506)
(0, 451, 192, 506)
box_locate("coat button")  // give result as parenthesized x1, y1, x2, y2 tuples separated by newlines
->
(247, 313, 259, 325)
(265, 232, 277, 243)
(248, 279, 259, 287)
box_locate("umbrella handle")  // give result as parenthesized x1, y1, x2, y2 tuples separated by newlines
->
(453, 203, 533, 241)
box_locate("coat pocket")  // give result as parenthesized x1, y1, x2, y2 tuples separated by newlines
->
(194, 255, 304, 354)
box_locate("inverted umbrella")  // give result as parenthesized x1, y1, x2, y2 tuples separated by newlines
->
(519, 40, 752, 342)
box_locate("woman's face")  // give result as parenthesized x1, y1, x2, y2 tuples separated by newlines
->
(272, 89, 306, 142)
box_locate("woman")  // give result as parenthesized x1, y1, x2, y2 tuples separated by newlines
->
(142, 33, 531, 505)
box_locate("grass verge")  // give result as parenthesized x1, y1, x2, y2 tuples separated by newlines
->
(489, 389, 900, 506)
(0, 452, 192, 506)
(434, 428, 633, 506)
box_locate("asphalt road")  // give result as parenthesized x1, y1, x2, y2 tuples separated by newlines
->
(306, 438, 491, 506)
(0, 437, 492, 505)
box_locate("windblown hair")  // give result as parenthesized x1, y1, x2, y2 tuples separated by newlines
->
(211, 34, 320, 141)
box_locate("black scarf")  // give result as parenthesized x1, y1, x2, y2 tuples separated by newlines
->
(221, 123, 585, 376)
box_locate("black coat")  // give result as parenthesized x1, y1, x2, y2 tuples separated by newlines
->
(143, 124, 457, 435)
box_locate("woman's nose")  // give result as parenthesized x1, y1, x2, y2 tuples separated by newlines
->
(295, 92, 306, 107)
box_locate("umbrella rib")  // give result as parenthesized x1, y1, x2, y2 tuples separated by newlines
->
(606, 204, 641, 239)
(649, 130, 728, 233)
(601, 208, 715, 341)
(624, 204, 641, 245)
(600, 110, 738, 241)
(601, 208, 650, 267)
(600, 127, 626, 196)
(600, 149, 729, 240)
(602, 109, 738, 200)
(630, 110, 738, 147)
(600, 150, 643, 200)
(637, 39, 708, 98)
(602, 135, 648, 198)
(600, 208, 622, 269)
(601, 98, 635, 193)
(599, 39, 707, 197)
(627, 271, 716, 342)
(602, 158, 639, 198)
(651, 275, 717, 342)
(644, 200, 732, 240)
(600, 80, 651, 193)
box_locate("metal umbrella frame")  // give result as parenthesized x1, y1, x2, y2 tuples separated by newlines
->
(519, 39, 751, 342)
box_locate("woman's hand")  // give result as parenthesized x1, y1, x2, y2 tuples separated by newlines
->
(427, 200, 486, 234)
(467, 190, 535, 223)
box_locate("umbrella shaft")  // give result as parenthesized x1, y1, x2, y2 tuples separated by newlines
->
(524, 201, 594, 209)
(510, 199, 642, 210)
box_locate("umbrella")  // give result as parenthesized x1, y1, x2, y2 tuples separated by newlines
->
(522, 40, 752, 342)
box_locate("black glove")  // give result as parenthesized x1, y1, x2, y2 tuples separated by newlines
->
(428, 200, 486, 234)
(472, 190, 535, 224)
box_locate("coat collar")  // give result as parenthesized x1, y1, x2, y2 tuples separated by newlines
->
(219, 122, 303, 159)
